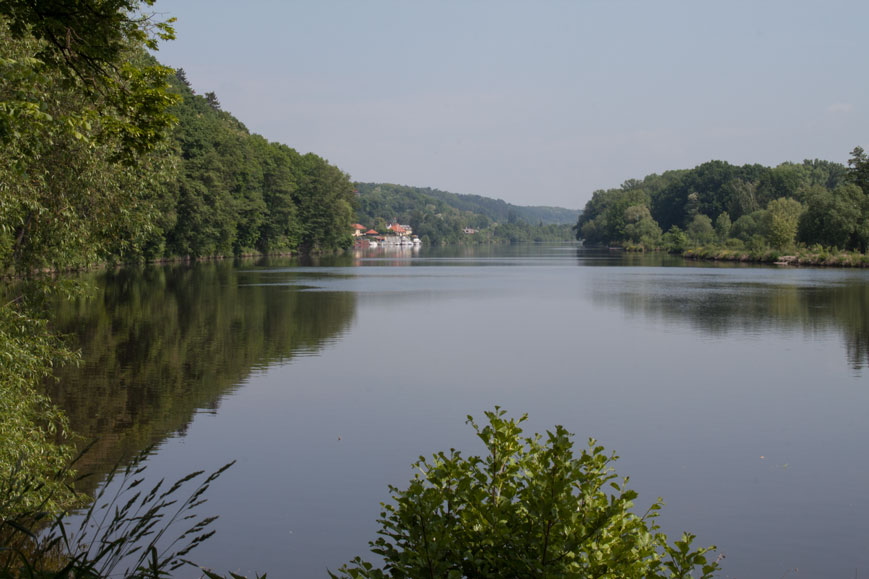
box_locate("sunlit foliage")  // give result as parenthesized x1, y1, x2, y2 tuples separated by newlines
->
(334, 409, 719, 579)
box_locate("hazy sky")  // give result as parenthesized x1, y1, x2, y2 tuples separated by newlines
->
(150, 0, 868, 209)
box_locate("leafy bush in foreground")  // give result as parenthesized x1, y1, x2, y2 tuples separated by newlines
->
(333, 408, 720, 578)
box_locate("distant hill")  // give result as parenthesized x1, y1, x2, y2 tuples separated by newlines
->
(353, 183, 578, 245)
(355, 183, 580, 225)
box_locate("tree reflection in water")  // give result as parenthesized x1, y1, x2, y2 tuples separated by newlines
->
(46, 260, 357, 492)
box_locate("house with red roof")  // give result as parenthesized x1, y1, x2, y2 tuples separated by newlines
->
(387, 223, 412, 235)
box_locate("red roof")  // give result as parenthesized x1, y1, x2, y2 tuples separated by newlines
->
(365, 229, 378, 235)
(353, 223, 366, 230)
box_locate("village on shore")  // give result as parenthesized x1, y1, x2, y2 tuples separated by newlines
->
(352, 222, 422, 248)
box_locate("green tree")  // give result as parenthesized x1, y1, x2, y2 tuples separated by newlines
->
(0, 22, 178, 274)
(756, 163, 808, 206)
(295, 154, 355, 251)
(730, 209, 768, 243)
(662, 226, 689, 253)
(684, 192, 700, 222)
(257, 142, 302, 253)
(848, 146, 869, 196)
(798, 184, 868, 251)
(686, 214, 715, 245)
(575, 188, 648, 246)
(623, 205, 663, 248)
(333, 409, 719, 579)
(714, 212, 731, 241)
(764, 197, 804, 250)
(723, 179, 759, 219)
(0, 0, 178, 162)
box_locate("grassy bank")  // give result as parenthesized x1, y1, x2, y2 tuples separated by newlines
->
(682, 246, 869, 267)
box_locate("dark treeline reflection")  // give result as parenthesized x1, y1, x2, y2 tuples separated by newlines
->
(588, 270, 869, 371)
(46, 261, 356, 491)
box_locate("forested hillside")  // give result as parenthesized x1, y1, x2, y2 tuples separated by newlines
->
(161, 71, 356, 258)
(406, 186, 579, 224)
(1, 53, 357, 273)
(355, 182, 577, 245)
(575, 154, 869, 256)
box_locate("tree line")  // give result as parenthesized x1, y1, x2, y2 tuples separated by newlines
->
(576, 152, 869, 255)
(162, 70, 356, 259)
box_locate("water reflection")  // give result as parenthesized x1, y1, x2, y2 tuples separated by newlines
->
(46, 261, 357, 490)
(582, 256, 869, 371)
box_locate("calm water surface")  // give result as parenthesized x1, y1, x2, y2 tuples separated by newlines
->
(50, 245, 869, 578)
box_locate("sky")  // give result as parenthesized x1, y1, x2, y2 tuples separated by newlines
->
(149, 0, 869, 209)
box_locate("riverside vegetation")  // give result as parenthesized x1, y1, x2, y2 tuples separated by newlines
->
(575, 150, 869, 266)
(332, 409, 720, 579)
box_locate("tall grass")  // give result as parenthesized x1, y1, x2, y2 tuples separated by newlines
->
(0, 446, 263, 578)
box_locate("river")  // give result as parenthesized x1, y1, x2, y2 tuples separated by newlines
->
(49, 244, 869, 578)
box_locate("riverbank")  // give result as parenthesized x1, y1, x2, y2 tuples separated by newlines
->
(0, 248, 358, 280)
(682, 246, 869, 267)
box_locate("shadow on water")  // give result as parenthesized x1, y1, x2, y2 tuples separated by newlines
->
(45, 259, 357, 493)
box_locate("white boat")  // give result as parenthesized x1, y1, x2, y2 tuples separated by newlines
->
(367, 240, 378, 248)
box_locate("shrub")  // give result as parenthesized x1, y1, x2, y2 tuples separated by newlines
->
(333, 408, 720, 578)
(663, 226, 689, 253)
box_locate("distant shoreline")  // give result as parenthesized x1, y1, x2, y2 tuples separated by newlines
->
(682, 247, 869, 268)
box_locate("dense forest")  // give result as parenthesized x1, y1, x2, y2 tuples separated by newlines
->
(576, 153, 869, 258)
(162, 70, 356, 258)
(355, 182, 577, 245)
(1, 42, 357, 276)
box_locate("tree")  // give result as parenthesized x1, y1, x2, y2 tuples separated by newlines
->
(756, 163, 808, 206)
(0, 0, 178, 162)
(723, 179, 759, 220)
(663, 226, 689, 253)
(333, 409, 719, 579)
(175, 67, 192, 89)
(714, 212, 731, 241)
(684, 192, 700, 222)
(765, 197, 803, 250)
(848, 146, 869, 196)
(295, 154, 355, 251)
(730, 210, 768, 243)
(623, 205, 663, 248)
(575, 188, 648, 246)
(798, 184, 868, 251)
(686, 214, 715, 245)
(0, 12, 178, 274)
(205, 91, 221, 111)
